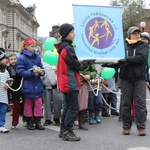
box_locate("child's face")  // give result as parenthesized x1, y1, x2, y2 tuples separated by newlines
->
(26, 44, 36, 53)
(141, 37, 149, 44)
(9, 55, 17, 66)
(66, 30, 75, 42)
(130, 31, 141, 40)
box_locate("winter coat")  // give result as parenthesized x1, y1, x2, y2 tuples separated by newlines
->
(119, 40, 148, 81)
(56, 39, 89, 93)
(16, 49, 44, 98)
(42, 61, 57, 89)
(7, 65, 22, 99)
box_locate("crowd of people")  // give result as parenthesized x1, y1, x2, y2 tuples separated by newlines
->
(0, 23, 149, 142)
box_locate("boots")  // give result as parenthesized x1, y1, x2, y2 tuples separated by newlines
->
(94, 111, 101, 123)
(35, 117, 45, 130)
(89, 113, 94, 125)
(26, 117, 35, 130)
(78, 110, 88, 130)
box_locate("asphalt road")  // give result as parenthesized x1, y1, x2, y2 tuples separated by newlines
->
(1, 95, 150, 150)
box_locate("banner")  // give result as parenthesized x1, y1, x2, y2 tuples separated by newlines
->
(73, 5, 125, 62)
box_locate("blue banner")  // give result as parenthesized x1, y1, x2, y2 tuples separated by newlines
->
(73, 5, 125, 62)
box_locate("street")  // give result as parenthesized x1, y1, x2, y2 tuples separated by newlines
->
(0, 95, 150, 150)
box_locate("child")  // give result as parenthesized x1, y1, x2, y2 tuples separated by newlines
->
(56, 23, 94, 141)
(88, 64, 103, 124)
(16, 37, 45, 130)
(7, 53, 23, 129)
(78, 64, 97, 130)
(0, 50, 10, 133)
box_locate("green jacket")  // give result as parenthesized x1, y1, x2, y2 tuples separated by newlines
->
(80, 64, 97, 85)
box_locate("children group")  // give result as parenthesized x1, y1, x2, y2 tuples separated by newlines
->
(0, 23, 149, 142)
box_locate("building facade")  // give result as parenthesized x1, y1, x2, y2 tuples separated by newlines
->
(0, 0, 39, 53)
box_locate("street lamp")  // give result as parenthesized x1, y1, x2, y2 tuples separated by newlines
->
(140, 21, 146, 32)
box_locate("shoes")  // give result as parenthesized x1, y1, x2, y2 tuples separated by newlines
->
(58, 128, 63, 138)
(74, 120, 79, 126)
(0, 127, 9, 133)
(118, 116, 122, 122)
(102, 113, 110, 117)
(11, 125, 17, 129)
(53, 118, 60, 126)
(111, 112, 119, 116)
(62, 130, 81, 141)
(138, 128, 146, 136)
(43, 120, 53, 126)
(23, 121, 27, 127)
(78, 124, 88, 130)
(122, 128, 130, 135)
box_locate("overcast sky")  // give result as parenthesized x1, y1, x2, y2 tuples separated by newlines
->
(19, 0, 150, 37)
(19, 0, 111, 37)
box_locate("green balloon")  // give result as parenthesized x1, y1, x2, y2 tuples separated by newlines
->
(43, 51, 58, 65)
(44, 37, 57, 51)
(101, 67, 116, 79)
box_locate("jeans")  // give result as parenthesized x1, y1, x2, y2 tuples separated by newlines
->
(0, 103, 7, 127)
(88, 91, 103, 113)
(108, 93, 118, 114)
(61, 91, 79, 130)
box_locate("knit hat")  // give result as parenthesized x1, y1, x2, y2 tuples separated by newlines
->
(127, 26, 141, 38)
(59, 23, 74, 39)
(0, 51, 6, 61)
(23, 37, 36, 48)
(141, 32, 150, 41)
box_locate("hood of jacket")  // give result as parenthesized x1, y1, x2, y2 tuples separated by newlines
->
(55, 39, 73, 54)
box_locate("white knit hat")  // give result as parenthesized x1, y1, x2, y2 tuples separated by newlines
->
(141, 32, 150, 41)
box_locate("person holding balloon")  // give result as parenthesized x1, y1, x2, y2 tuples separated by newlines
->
(56, 23, 95, 141)
(118, 26, 148, 136)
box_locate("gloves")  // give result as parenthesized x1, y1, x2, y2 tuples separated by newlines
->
(101, 63, 108, 67)
(118, 58, 126, 64)
(83, 59, 96, 65)
(102, 62, 120, 68)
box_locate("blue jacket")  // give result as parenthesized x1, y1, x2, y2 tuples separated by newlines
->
(16, 49, 44, 98)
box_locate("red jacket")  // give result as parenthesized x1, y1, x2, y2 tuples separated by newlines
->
(56, 40, 88, 93)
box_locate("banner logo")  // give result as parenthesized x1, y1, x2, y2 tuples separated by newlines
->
(85, 17, 114, 49)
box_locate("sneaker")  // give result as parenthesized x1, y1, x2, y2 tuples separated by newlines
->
(62, 130, 81, 141)
(122, 128, 130, 135)
(11, 126, 17, 129)
(0, 127, 9, 133)
(43, 120, 53, 126)
(138, 128, 146, 136)
(23, 121, 27, 127)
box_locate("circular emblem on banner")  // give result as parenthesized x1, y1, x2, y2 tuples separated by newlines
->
(85, 17, 114, 49)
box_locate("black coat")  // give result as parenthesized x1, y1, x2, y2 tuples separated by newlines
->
(7, 65, 22, 99)
(119, 40, 148, 81)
